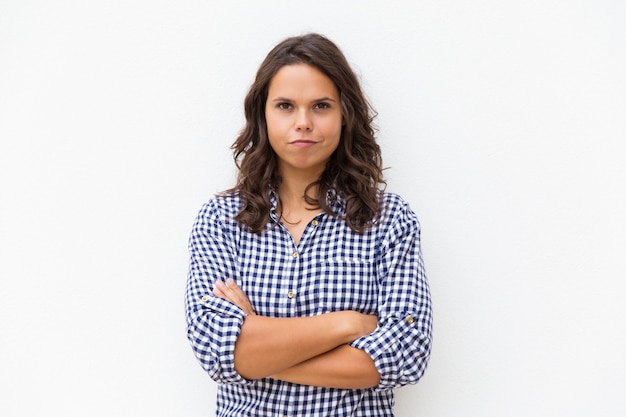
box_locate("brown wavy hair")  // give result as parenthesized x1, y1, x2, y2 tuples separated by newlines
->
(226, 33, 385, 233)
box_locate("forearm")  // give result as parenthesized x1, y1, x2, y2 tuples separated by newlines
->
(234, 311, 372, 380)
(269, 344, 380, 389)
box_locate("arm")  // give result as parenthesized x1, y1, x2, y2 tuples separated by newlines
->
(266, 198, 433, 390)
(185, 200, 377, 385)
(270, 344, 381, 389)
(213, 279, 377, 380)
(349, 197, 433, 390)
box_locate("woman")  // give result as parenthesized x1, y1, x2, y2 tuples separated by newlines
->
(185, 33, 432, 416)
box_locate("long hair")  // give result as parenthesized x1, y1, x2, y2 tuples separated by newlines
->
(226, 33, 385, 233)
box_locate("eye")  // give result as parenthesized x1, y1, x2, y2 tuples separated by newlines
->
(277, 102, 293, 110)
(314, 102, 331, 110)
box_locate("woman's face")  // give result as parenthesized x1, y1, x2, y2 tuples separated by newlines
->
(265, 64, 342, 179)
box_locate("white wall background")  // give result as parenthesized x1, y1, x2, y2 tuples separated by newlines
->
(1, 1, 625, 416)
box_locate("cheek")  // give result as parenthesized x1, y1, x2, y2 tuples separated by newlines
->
(265, 113, 287, 137)
(264, 115, 279, 144)
(328, 117, 343, 141)
(265, 120, 286, 155)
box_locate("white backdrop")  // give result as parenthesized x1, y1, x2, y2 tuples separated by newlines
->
(1, 1, 625, 416)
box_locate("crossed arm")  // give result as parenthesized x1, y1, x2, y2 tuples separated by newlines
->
(213, 279, 381, 389)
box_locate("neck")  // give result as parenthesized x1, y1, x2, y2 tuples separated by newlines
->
(277, 165, 323, 207)
(277, 174, 323, 229)
(279, 178, 319, 208)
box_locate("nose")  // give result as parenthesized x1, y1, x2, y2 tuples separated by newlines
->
(295, 109, 312, 131)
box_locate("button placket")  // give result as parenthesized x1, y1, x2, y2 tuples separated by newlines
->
(285, 242, 299, 313)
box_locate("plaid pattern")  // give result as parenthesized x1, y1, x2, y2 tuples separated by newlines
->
(185, 190, 432, 417)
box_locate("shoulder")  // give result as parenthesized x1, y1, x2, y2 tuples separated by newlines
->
(380, 192, 419, 220)
(194, 192, 242, 230)
(381, 192, 409, 210)
(377, 192, 421, 233)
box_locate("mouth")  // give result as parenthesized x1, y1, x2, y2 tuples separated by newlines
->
(289, 139, 317, 147)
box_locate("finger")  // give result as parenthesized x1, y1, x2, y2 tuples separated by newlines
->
(226, 280, 256, 315)
(212, 280, 228, 298)
(213, 280, 256, 315)
(213, 280, 240, 305)
(219, 279, 242, 301)
(224, 279, 249, 304)
(212, 285, 224, 297)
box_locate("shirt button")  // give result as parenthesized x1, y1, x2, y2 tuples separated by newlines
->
(201, 296, 208, 302)
(287, 291, 294, 299)
(406, 316, 414, 324)
(312, 220, 318, 226)
(292, 252, 298, 258)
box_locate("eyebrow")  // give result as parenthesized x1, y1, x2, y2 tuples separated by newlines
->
(270, 96, 338, 103)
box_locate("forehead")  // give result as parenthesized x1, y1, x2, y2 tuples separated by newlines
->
(267, 64, 339, 99)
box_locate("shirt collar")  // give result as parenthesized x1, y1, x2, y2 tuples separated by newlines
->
(268, 186, 345, 220)
(325, 187, 345, 214)
(269, 187, 280, 223)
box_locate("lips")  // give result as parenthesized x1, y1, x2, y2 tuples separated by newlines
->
(289, 139, 317, 148)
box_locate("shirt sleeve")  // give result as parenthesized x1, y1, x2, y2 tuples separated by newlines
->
(349, 197, 433, 391)
(184, 200, 251, 385)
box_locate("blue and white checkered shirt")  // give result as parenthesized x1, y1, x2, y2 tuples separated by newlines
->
(185, 190, 432, 417)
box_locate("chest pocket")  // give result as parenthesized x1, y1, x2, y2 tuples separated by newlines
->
(317, 258, 378, 314)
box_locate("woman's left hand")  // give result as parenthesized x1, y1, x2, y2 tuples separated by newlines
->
(213, 278, 257, 316)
